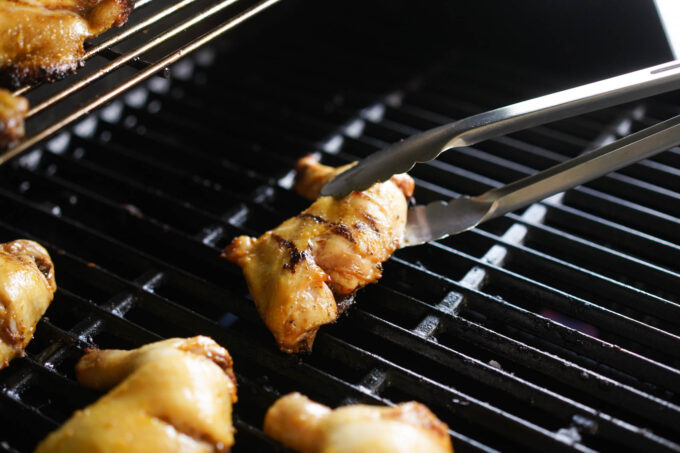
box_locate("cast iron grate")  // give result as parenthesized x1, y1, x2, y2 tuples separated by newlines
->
(0, 20, 680, 453)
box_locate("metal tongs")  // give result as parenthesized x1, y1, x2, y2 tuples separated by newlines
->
(321, 60, 680, 247)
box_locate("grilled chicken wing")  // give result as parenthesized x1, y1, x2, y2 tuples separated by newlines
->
(264, 392, 454, 453)
(0, 89, 28, 147)
(224, 155, 414, 353)
(35, 336, 238, 453)
(0, 0, 134, 87)
(0, 239, 56, 369)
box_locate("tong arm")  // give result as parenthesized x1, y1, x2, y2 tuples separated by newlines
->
(403, 113, 680, 246)
(323, 60, 680, 198)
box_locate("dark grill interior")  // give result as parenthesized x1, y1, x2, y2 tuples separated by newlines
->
(1, 1, 680, 452)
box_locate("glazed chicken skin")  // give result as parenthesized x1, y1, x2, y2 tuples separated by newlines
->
(264, 392, 454, 453)
(35, 336, 238, 453)
(224, 156, 414, 353)
(0, 89, 28, 147)
(0, 0, 134, 87)
(0, 239, 56, 369)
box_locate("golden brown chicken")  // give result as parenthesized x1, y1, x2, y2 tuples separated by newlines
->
(223, 155, 414, 353)
(0, 0, 134, 87)
(0, 239, 56, 369)
(264, 392, 454, 453)
(0, 89, 28, 148)
(34, 336, 238, 453)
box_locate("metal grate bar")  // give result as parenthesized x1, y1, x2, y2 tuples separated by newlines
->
(317, 333, 676, 452)
(482, 214, 680, 300)
(563, 185, 680, 244)
(347, 308, 680, 448)
(364, 282, 680, 396)
(533, 200, 680, 271)
(314, 337, 589, 452)
(470, 228, 680, 326)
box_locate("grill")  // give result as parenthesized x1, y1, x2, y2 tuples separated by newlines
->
(1, 1, 680, 452)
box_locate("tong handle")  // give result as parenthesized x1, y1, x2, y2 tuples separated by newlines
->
(322, 60, 680, 198)
(403, 114, 680, 247)
(454, 60, 680, 148)
(479, 114, 680, 220)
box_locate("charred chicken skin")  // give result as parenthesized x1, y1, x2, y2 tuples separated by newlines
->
(224, 155, 414, 353)
(35, 336, 238, 453)
(0, 89, 28, 147)
(0, 239, 56, 369)
(0, 0, 134, 87)
(264, 392, 454, 453)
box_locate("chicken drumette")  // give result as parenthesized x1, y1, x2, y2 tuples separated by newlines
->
(224, 155, 414, 353)
(264, 392, 454, 453)
(0, 0, 134, 87)
(0, 239, 56, 369)
(35, 336, 238, 453)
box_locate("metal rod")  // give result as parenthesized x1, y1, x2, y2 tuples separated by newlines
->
(12, 0, 175, 96)
(26, 0, 242, 118)
(0, 0, 282, 165)
(82, 0, 197, 60)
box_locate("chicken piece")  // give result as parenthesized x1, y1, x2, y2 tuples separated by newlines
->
(223, 155, 414, 353)
(0, 89, 28, 148)
(0, 239, 56, 369)
(264, 392, 454, 453)
(0, 0, 134, 87)
(35, 336, 238, 453)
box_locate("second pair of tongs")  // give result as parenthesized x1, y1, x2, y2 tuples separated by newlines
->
(321, 60, 680, 247)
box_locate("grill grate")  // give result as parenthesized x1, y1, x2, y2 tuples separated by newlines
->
(0, 0, 283, 165)
(1, 12, 680, 453)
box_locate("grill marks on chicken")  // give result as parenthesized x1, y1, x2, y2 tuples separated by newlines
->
(0, 240, 56, 369)
(0, 0, 134, 87)
(35, 336, 238, 453)
(224, 155, 414, 353)
(264, 392, 454, 453)
(0, 89, 28, 147)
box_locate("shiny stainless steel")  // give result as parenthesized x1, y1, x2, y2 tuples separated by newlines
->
(1, 0, 282, 165)
(321, 60, 680, 198)
(403, 113, 680, 246)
